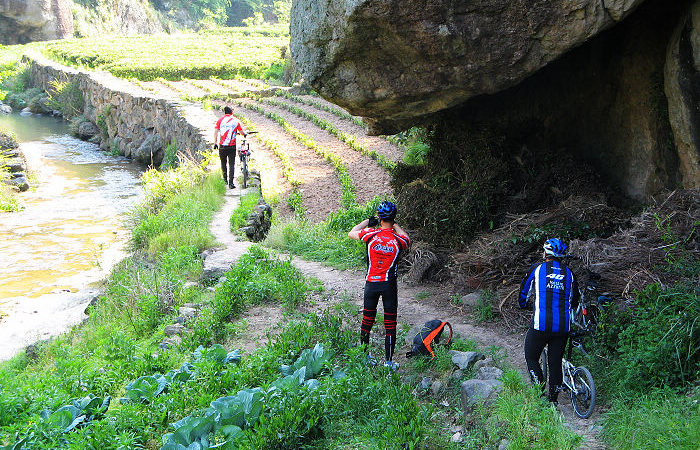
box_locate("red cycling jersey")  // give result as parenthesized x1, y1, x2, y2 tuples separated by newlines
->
(359, 227, 410, 282)
(215, 114, 244, 146)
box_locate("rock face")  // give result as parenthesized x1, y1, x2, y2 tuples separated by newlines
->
(27, 54, 211, 167)
(665, 2, 700, 189)
(0, 0, 73, 45)
(291, 0, 644, 132)
(292, 0, 700, 199)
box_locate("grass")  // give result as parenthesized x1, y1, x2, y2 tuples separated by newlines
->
(230, 187, 262, 232)
(602, 389, 700, 449)
(36, 27, 289, 81)
(264, 198, 385, 270)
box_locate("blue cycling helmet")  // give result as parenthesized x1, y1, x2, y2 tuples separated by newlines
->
(376, 201, 397, 220)
(543, 238, 568, 258)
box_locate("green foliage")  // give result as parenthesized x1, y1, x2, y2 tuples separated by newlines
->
(190, 245, 309, 345)
(39, 29, 288, 81)
(47, 80, 83, 119)
(488, 371, 581, 449)
(594, 282, 699, 393)
(602, 389, 700, 450)
(264, 199, 385, 269)
(160, 139, 179, 171)
(230, 188, 261, 231)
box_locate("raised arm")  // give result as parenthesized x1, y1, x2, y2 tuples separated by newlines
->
(349, 219, 369, 240)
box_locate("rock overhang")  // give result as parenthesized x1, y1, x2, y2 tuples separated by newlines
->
(291, 0, 646, 134)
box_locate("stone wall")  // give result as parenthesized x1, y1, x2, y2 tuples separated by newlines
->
(25, 53, 213, 166)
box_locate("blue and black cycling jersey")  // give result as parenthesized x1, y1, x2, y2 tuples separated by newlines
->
(519, 260, 580, 333)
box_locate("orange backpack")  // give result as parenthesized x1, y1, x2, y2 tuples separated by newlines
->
(406, 320, 453, 358)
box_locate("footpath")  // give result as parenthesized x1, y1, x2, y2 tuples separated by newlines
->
(202, 184, 607, 449)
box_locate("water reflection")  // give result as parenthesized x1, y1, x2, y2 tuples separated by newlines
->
(0, 113, 143, 359)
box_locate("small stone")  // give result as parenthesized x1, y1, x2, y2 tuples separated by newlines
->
(20, 107, 32, 116)
(449, 350, 485, 370)
(452, 369, 464, 380)
(476, 366, 503, 380)
(450, 432, 462, 443)
(473, 357, 495, 371)
(449, 425, 464, 433)
(164, 323, 185, 337)
(84, 296, 100, 315)
(173, 316, 186, 324)
(498, 439, 510, 450)
(160, 335, 182, 349)
(178, 307, 197, 319)
(419, 377, 432, 389)
(431, 380, 443, 395)
(460, 291, 482, 307)
(589, 424, 604, 434)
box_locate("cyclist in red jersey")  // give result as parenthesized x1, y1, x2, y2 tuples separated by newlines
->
(349, 201, 410, 370)
(214, 106, 247, 189)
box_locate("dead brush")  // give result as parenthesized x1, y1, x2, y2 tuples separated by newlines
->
(450, 189, 698, 327)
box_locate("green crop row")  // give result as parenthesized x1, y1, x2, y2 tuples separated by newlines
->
(261, 96, 397, 171)
(37, 30, 288, 81)
(274, 91, 366, 128)
(235, 100, 357, 209)
(234, 111, 305, 216)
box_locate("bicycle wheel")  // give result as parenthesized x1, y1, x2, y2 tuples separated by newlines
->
(242, 158, 249, 188)
(539, 348, 548, 389)
(570, 366, 596, 418)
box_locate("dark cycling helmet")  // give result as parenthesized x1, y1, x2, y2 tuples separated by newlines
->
(543, 238, 568, 258)
(376, 201, 397, 220)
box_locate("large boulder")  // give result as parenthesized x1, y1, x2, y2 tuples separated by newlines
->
(0, 0, 73, 45)
(134, 133, 164, 166)
(291, 0, 645, 134)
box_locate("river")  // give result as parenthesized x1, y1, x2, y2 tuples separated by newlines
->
(0, 113, 143, 360)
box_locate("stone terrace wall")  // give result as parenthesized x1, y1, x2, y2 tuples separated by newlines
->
(25, 53, 214, 164)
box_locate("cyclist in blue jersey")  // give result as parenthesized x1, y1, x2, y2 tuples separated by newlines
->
(519, 238, 580, 405)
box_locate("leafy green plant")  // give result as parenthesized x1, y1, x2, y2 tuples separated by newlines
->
(230, 188, 261, 231)
(47, 80, 83, 119)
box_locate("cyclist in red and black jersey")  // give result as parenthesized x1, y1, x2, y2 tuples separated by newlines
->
(349, 201, 410, 370)
(214, 106, 247, 189)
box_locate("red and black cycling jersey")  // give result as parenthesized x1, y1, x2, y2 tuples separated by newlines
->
(359, 227, 410, 282)
(215, 114, 244, 147)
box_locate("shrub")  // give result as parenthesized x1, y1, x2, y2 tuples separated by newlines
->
(595, 282, 699, 393)
(47, 80, 84, 118)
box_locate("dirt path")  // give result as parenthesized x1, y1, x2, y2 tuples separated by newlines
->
(203, 193, 606, 449)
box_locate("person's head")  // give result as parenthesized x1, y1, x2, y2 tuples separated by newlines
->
(543, 238, 567, 260)
(376, 201, 397, 225)
(224, 106, 233, 115)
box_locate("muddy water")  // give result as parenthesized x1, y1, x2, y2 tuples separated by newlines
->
(0, 113, 143, 360)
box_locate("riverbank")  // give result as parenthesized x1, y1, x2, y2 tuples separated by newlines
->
(0, 114, 143, 360)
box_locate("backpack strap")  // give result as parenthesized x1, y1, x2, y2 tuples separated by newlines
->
(423, 321, 448, 357)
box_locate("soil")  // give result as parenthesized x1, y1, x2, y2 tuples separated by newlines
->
(205, 188, 609, 449)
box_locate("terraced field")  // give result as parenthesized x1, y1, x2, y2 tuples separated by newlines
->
(136, 77, 404, 221)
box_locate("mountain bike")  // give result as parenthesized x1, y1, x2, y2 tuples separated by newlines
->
(540, 335, 596, 419)
(237, 131, 257, 189)
(570, 269, 613, 334)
